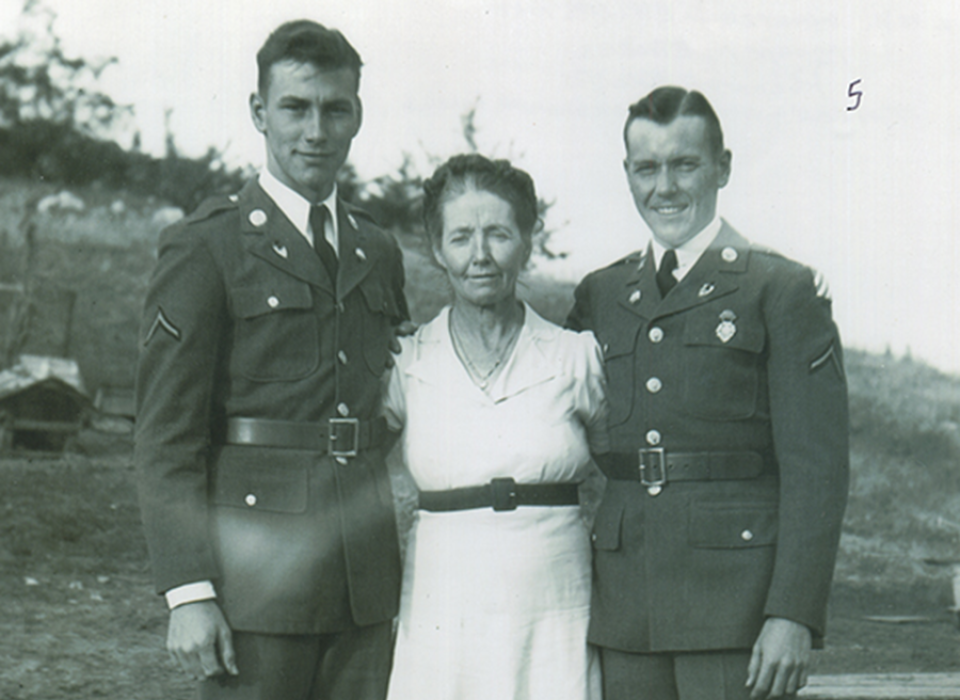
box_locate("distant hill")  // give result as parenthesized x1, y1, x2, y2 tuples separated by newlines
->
(837, 348, 960, 612)
(2, 175, 959, 612)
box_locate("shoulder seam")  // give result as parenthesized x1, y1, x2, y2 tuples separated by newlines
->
(585, 251, 643, 278)
(184, 196, 237, 225)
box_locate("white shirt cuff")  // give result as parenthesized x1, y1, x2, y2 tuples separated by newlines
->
(164, 581, 217, 610)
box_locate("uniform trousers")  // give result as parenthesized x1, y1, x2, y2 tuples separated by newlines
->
(600, 647, 796, 700)
(199, 621, 393, 700)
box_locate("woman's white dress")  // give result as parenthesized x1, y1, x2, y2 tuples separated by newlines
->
(383, 304, 606, 700)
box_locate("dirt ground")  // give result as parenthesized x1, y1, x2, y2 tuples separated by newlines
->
(1, 447, 193, 699)
(2, 446, 958, 700)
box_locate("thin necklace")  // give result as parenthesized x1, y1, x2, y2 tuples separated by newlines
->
(449, 311, 521, 390)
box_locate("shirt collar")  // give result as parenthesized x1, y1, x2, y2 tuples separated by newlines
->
(649, 214, 723, 280)
(257, 169, 338, 246)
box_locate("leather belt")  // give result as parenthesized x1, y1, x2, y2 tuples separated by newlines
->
(225, 416, 388, 457)
(419, 477, 580, 512)
(597, 449, 767, 492)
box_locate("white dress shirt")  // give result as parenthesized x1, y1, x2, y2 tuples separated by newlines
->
(649, 214, 723, 283)
(258, 168, 340, 256)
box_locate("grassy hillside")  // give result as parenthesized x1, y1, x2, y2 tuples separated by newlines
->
(838, 349, 960, 611)
(2, 175, 960, 612)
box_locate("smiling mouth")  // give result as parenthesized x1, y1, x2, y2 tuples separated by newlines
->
(652, 204, 688, 216)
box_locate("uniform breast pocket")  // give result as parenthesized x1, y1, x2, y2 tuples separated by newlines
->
(230, 281, 319, 381)
(596, 332, 637, 427)
(359, 278, 402, 377)
(681, 313, 765, 420)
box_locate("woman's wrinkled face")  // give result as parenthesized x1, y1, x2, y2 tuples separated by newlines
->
(433, 186, 531, 308)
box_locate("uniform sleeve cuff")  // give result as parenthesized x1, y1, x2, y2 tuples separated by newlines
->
(165, 581, 217, 610)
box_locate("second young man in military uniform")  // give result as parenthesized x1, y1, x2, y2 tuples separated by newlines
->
(568, 87, 849, 700)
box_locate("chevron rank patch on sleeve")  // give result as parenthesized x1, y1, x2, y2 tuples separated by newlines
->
(144, 307, 182, 345)
(809, 341, 843, 377)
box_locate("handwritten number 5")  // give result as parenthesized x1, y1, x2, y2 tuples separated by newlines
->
(847, 79, 862, 111)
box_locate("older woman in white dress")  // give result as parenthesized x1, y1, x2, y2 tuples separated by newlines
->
(383, 154, 607, 700)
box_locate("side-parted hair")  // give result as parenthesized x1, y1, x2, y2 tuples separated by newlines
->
(422, 154, 540, 249)
(624, 86, 725, 156)
(257, 20, 363, 97)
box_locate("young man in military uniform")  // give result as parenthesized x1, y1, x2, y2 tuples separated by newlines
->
(135, 21, 407, 700)
(567, 86, 849, 700)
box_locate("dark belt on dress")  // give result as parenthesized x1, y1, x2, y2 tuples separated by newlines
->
(418, 477, 581, 512)
(225, 416, 388, 457)
(596, 449, 767, 491)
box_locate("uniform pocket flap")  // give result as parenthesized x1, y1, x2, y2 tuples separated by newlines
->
(689, 501, 778, 548)
(591, 502, 625, 551)
(211, 449, 309, 514)
(682, 314, 765, 353)
(232, 282, 313, 319)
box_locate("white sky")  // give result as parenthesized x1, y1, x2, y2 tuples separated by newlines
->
(3, 0, 960, 375)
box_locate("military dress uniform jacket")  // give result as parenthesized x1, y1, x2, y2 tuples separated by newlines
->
(567, 223, 849, 654)
(134, 179, 407, 636)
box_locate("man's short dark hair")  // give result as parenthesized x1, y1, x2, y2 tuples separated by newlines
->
(257, 20, 363, 96)
(624, 86, 724, 156)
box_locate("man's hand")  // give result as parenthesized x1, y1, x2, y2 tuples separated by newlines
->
(167, 600, 238, 681)
(746, 617, 811, 698)
(387, 320, 419, 365)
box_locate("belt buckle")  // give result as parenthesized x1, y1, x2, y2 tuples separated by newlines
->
(638, 447, 667, 495)
(490, 477, 518, 511)
(329, 417, 360, 458)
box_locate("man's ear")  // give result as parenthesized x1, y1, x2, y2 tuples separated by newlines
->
(250, 92, 267, 134)
(717, 149, 732, 189)
(352, 97, 363, 137)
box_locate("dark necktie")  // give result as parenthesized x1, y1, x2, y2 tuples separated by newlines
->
(309, 204, 338, 280)
(656, 248, 678, 297)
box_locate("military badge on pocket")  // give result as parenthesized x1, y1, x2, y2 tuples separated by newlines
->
(715, 309, 737, 343)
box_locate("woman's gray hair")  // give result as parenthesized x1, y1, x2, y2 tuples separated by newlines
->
(422, 154, 539, 247)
